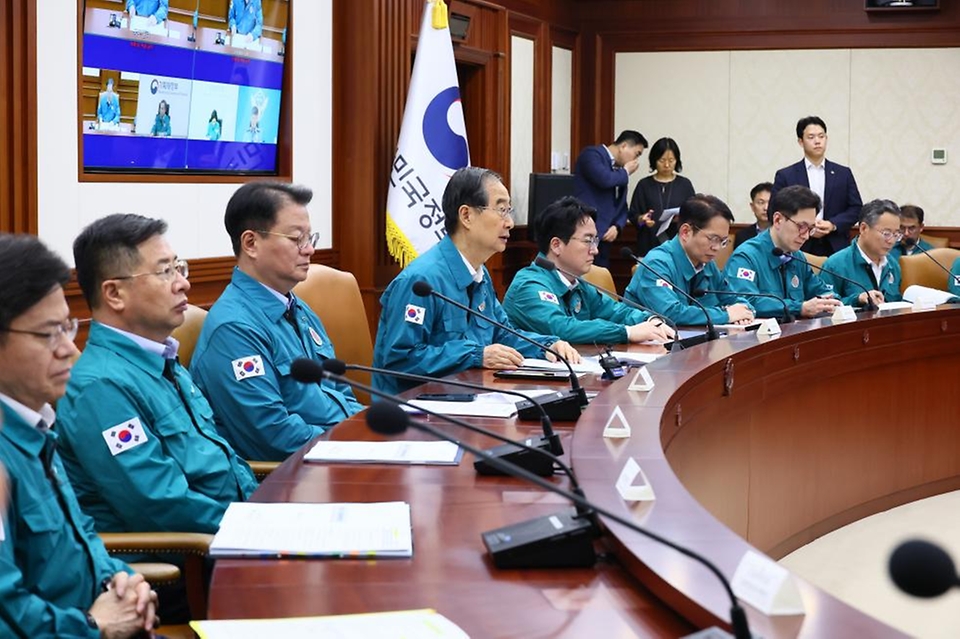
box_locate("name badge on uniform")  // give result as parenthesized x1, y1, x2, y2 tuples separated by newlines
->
(791, 274, 800, 289)
(478, 301, 485, 312)
(888, 272, 894, 284)
(308, 326, 323, 347)
(538, 290, 559, 305)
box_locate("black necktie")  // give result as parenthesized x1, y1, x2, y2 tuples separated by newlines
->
(283, 303, 301, 338)
(466, 282, 478, 322)
(779, 263, 789, 297)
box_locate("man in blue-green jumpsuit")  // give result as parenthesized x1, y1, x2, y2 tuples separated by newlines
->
(373, 167, 582, 395)
(126, 0, 167, 23)
(0, 233, 157, 638)
(888, 204, 934, 262)
(503, 196, 673, 344)
(57, 214, 257, 539)
(624, 194, 756, 326)
(724, 185, 841, 319)
(96, 78, 120, 127)
(229, 0, 263, 41)
(192, 183, 363, 461)
(820, 200, 902, 307)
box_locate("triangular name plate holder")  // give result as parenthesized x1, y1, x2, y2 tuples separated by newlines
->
(602, 405, 631, 439)
(627, 366, 654, 392)
(830, 305, 857, 323)
(756, 317, 781, 336)
(616, 457, 655, 502)
(731, 550, 805, 616)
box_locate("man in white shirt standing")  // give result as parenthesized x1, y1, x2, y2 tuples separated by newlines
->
(770, 116, 862, 257)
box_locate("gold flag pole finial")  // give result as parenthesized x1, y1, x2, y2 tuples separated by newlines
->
(431, 0, 449, 29)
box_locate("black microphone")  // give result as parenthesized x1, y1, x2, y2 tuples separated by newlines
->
(533, 255, 683, 352)
(692, 288, 794, 324)
(772, 247, 877, 311)
(619, 247, 719, 342)
(367, 400, 752, 639)
(411, 280, 589, 414)
(320, 358, 563, 475)
(290, 358, 600, 568)
(909, 242, 960, 290)
(888, 539, 960, 598)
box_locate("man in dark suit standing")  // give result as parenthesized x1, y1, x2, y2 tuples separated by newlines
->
(572, 130, 647, 266)
(771, 116, 862, 256)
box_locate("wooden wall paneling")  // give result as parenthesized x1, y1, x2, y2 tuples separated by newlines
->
(1, 0, 38, 234)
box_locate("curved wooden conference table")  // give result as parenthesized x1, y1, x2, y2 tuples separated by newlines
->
(208, 307, 960, 637)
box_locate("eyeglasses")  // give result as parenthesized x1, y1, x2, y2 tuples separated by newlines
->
(783, 216, 817, 237)
(693, 227, 729, 248)
(476, 205, 515, 220)
(875, 228, 904, 243)
(112, 259, 189, 282)
(569, 235, 600, 249)
(900, 224, 921, 235)
(0, 317, 79, 351)
(257, 230, 320, 250)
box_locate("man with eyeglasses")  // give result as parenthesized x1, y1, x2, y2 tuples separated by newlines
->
(888, 204, 934, 262)
(725, 185, 841, 318)
(624, 194, 756, 326)
(191, 182, 362, 461)
(0, 233, 158, 638)
(56, 214, 256, 559)
(819, 200, 902, 307)
(374, 167, 582, 395)
(503, 196, 674, 344)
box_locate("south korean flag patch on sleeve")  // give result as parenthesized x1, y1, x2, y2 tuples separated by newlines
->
(538, 290, 560, 304)
(736, 267, 756, 282)
(232, 355, 264, 381)
(404, 304, 425, 325)
(102, 417, 148, 456)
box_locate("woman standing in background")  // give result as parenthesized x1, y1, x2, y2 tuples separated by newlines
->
(629, 137, 696, 257)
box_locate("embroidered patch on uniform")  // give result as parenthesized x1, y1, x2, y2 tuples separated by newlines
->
(574, 299, 582, 313)
(791, 274, 800, 289)
(404, 304, 425, 325)
(888, 272, 894, 284)
(232, 355, 264, 381)
(478, 301, 485, 312)
(102, 417, 148, 456)
(736, 268, 756, 282)
(538, 290, 560, 304)
(308, 326, 323, 347)
(655, 279, 673, 289)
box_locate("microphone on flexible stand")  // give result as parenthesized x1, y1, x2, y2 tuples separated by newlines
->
(411, 280, 588, 417)
(366, 400, 752, 639)
(772, 247, 877, 311)
(908, 241, 960, 290)
(290, 357, 600, 569)
(321, 358, 562, 475)
(619, 248, 720, 342)
(888, 538, 960, 598)
(533, 255, 682, 351)
(692, 288, 794, 324)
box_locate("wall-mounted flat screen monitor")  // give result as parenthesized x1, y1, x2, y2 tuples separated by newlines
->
(80, 0, 289, 175)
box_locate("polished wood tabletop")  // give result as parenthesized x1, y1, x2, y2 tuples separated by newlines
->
(209, 308, 960, 636)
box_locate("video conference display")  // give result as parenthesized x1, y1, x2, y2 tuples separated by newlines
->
(81, 1, 288, 174)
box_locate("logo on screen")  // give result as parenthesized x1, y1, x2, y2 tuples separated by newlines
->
(422, 86, 468, 170)
(150, 79, 159, 94)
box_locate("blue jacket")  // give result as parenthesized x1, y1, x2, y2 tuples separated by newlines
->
(624, 236, 752, 325)
(503, 256, 650, 344)
(151, 113, 171, 137)
(96, 91, 119, 124)
(950, 257, 960, 296)
(888, 237, 934, 262)
(56, 322, 257, 534)
(127, 0, 167, 22)
(192, 268, 363, 461)
(0, 402, 130, 638)
(771, 159, 862, 254)
(572, 145, 630, 236)
(724, 230, 833, 318)
(373, 236, 557, 395)
(820, 240, 902, 306)
(228, 0, 263, 39)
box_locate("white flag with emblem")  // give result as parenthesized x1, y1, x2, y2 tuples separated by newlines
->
(385, 0, 470, 267)
(102, 417, 148, 456)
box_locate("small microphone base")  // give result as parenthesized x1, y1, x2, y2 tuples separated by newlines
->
(482, 507, 597, 569)
(474, 435, 556, 476)
(515, 389, 584, 422)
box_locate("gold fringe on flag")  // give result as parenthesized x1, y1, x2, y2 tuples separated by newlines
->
(386, 213, 421, 268)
